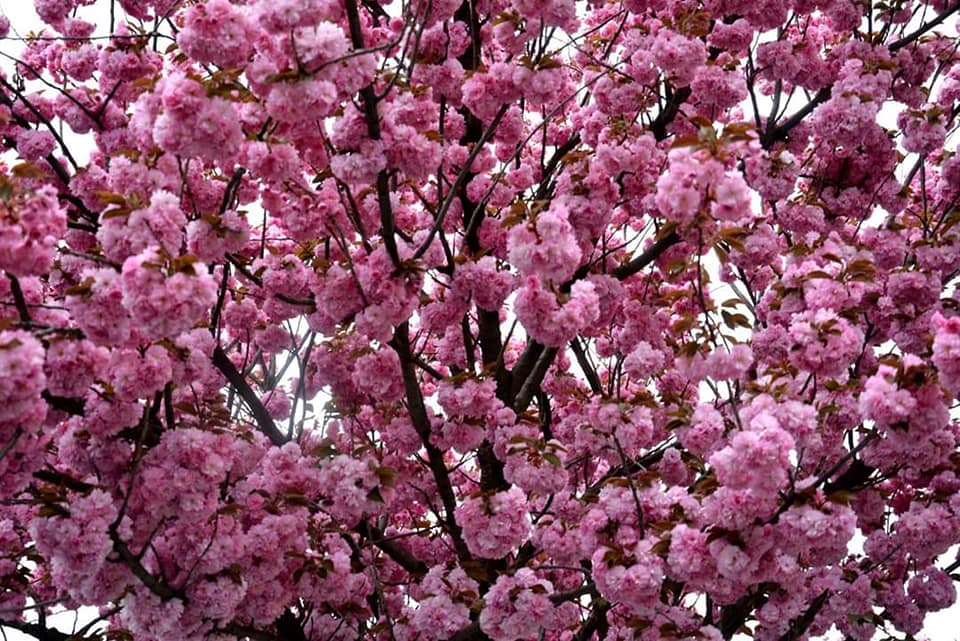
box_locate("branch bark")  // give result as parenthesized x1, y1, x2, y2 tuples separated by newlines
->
(356, 521, 429, 577)
(212, 346, 287, 447)
(0, 620, 70, 641)
(391, 323, 472, 563)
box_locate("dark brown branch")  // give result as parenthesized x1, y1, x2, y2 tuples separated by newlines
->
(761, 87, 831, 149)
(550, 583, 598, 604)
(533, 133, 583, 202)
(510, 341, 546, 403)
(41, 390, 85, 416)
(356, 521, 429, 577)
(451, 622, 484, 641)
(33, 467, 96, 493)
(274, 609, 308, 641)
(778, 590, 830, 641)
(570, 337, 603, 395)
(361, 0, 389, 21)
(220, 624, 279, 641)
(0, 620, 70, 641)
(6, 274, 31, 323)
(651, 86, 691, 142)
(413, 104, 509, 261)
(344, 0, 401, 267)
(513, 346, 558, 414)
(219, 167, 246, 215)
(612, 230, 682, 280)
(720, 589, 769, 639)
(573, 600, 610, 641)
(888, 1, 960, 51)
(507, 229, 683, 437)
(212, 346, 287, 447)
(111, 536, 180, 601)
(391, 323, 472, 562)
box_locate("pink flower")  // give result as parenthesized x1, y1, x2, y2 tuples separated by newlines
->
(97, 190, 186, 262)
(457, 487, 531, 559)
(479, 569, 563, 641)
(787, 309, 864, 378)
(932, 313, 960, 396)
(120, 246, 218, 339)
(859, 365, 916, 427)
(152, 72, 243, 162)
(507, 202, 582, 283)
(177, 0, 254, 68)
(592, 543, 665, 615)
(908, 568, 957, 612)
(0, 331, 47, 436)
(0, 185, 66, 277)
(514, 276, 600, 347)
(709, 414, 795, 497)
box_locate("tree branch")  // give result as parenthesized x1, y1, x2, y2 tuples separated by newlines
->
(212, 346, 287, 447)
(760, 87, 831, 148)
(888, 1, 960, 51)
(391, 323, 472, 562)
(612, 230, 682, 280)
(111, 535, 180, 601)
(344, 0, 401, 267)
(0, 620, 70, 641)
(778, 590, 830, 641)
(356, 521, 429, 577)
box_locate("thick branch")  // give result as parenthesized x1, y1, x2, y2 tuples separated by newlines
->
(760, 87, 831, 149)
(344, 0, 400, 266)
(508, 229, 683, 431)
(112, 536, 179, 601)
(6, 274, 31, 323)
(391, 323, 472, 562)
(570, 337, 603, 395)
(212, 346, 287, 447)
(533, 133, 583, 202)
(573, 600, 610, 641)
(779, 590, 830, 641)
(888, 1, 960, 51)
(0, 620, 70, 641)
(356, 521, 429, 577)
(612, 231, 682, 280)
(512, 347, 558, 414)
(720, 588, 770, 639)
(651, 86, 692, 142)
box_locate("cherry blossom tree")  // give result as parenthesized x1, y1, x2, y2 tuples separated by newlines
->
(2, 0, 960, 640)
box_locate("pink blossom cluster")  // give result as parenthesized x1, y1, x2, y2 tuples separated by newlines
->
(932, 313, 960, 396)
(397, 566, 477, 641)
(456, 487, 531, 559)
(119, 247, 218, 339)
(30, 489, 119, 603)
(97, 191, 186, 262)
(507, 202, 582, 283)
(151, 72, 244, 162)
(592, 543, 665, 615)
(0, 185, 66, 276)
(708, 412, 795, 497)
(177, 0, 254, 68)
(0, 331, 47, 437)
(514, 276, 599, 347)
(478, 569, 572, 641)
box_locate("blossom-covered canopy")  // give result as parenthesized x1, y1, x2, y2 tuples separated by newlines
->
(1, 1, 960, 640)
